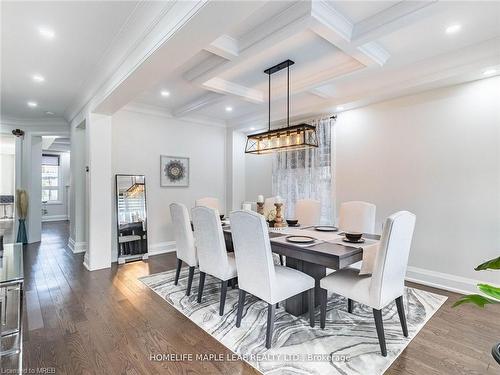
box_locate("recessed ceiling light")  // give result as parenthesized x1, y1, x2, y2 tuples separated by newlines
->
(38, 26, 55, 39)
(225, 106, 233, 112)
(483, 69, 497, 76)
(336, 106, 344, 111)
(160, 90, 170, 97)
(32, 74, 45, 83)
(250, 127, 255, 131)
(27, 101, 38, 108)
(445, 24, 461, 35)
(45, 111, 55, 115)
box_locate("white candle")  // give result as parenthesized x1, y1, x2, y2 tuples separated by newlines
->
(257, 195, 264, 203)
(242, 203, 252, 211)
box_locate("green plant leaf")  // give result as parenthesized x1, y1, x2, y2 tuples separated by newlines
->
(452, 294, 498, 308)
(477, 284, 500, 301)
(475, 256, 500, 271)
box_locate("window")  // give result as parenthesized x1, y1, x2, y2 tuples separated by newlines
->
(41, 154, 60, 203)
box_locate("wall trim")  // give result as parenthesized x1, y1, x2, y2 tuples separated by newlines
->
(42, 215, 69, 222)
(148, 241, 176, 256)
(405, 266, 490, 295)
(68, 237, 87, 254)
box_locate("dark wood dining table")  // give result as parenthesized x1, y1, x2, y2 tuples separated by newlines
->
(222, 226, 380, 317)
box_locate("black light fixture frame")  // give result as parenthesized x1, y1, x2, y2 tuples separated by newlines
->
(245, 59, 318, 154)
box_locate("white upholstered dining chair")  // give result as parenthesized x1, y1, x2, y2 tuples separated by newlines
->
(230, 210, 315, 349)
(195, 197, 221, 212)
(192, 206, 238, 315)
(338, 201, 376, 234)
(295, 199, 321, 226)
(319, 211, 416, 356)
(169, 203, 198, 296)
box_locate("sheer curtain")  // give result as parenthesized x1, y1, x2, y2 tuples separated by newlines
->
(272, 116, 334, 224)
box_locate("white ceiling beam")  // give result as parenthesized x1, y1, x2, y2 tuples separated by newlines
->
(352, 0, 439, 44)
(92, 1, 266, 117)
(309, 0, 390, 67)
(202, 77, 263, 103)
(185, 1, 313, 85)
(172, 92, 223, 117)
(42, 136, 56, 150)
(204, 35, 239, 60)
(229, 37, 500, 130)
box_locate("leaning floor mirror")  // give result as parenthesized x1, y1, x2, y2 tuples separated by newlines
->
(115, 174, 148, 264)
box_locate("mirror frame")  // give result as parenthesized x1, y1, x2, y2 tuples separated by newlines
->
(115, 174, 148, 261)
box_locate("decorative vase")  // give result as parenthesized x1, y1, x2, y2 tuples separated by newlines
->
(16, 218, 28, 244)
(493, 342, 500, 365)
(257, 202, 264, 215)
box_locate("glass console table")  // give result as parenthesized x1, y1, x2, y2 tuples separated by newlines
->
(0, 243, 24, 360)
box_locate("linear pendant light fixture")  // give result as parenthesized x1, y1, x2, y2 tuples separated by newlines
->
(245, 59, 318, 154)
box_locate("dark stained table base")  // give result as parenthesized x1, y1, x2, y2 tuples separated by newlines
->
(284, 257, 325, 316)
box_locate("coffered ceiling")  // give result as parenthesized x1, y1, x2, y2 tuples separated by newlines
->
(1, 1, 499, 130)
(129, 0, 500, 130)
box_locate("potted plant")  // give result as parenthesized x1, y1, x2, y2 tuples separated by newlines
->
(266, 208, 276, 227)
(453, 256, 500, 364)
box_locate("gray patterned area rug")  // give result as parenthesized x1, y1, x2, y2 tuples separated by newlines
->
(139, 267, 447, 375)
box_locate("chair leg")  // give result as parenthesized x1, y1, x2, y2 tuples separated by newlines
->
(236, 289, 246, 328)
(197, 271, 206, 303)
(186, 266, 195, 296)
(320, 288, 327, 329)
(219, 280, 228, 316)
(348, 298, 353, 313)
(395, 296, 408, 337)
(373, 309, 387, 356)
(174, 258, 182, 285)
(279, 254, 284, 266)
(230, 278, 237, 290)
(266, 303, 276, 349)
(308, 288, 315, 327)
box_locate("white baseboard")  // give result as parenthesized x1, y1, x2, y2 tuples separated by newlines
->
(68, 237, 87, 254)
(148, 241, 176, 256)
(406, 266, 487, 295)
(42, 215, 69, 222)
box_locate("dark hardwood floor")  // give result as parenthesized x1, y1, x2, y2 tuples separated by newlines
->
(2, 221, 499, 374)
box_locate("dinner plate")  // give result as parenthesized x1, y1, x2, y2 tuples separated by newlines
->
(342, 238, 365, 244)
(314, 225, 338, 232)
(285, 235, 316, 244)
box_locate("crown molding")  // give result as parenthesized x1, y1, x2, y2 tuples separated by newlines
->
(65, 1, 205, 122)
(0, 116, 68, 127)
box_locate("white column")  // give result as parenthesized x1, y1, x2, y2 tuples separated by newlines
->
(21, 134, 42, 243)
(13, 136, 23, 240)
(69, 121, 87, 253)
(83, 113, 113, 271)
(225, 129, 246, 212)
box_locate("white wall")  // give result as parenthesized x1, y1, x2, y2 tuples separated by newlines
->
(0, 154, 15, 195)
(111, 109, 226, 260)
(245, 152, 273, 202)
(243, 77, 500, 292)
(42, 151, 70, 221)
(335, 77, 500, 290)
